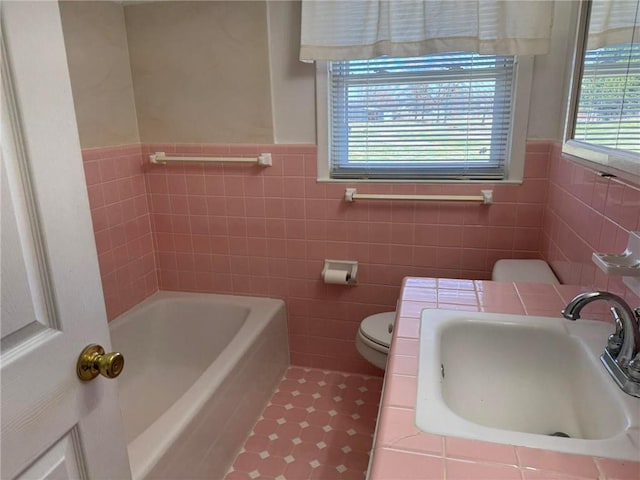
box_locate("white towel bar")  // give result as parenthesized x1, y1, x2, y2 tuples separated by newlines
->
(149, 151, 272, 167)
(344, 188, 493, 204)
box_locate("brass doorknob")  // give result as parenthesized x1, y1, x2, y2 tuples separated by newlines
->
(77, 344, 124, 381)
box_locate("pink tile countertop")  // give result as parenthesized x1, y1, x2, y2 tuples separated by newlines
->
(369, 277, 640, 480)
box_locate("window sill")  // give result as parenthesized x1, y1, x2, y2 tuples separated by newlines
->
(562, 140, 640, 186)
(316, 177, 524, 185)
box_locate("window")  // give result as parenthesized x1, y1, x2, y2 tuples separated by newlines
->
(562, 0, 639, 183)
(316, 53, 532, 182)
(574, 42, 640, 153)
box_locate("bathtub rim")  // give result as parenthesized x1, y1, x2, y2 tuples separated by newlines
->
(109, 290, 286, 480)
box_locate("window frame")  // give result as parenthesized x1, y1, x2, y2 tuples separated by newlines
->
(315, 55, 534, 183)
(573, 43, 640, 153)
(562, 0, 640, 185)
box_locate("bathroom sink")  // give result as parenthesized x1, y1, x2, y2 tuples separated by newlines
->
(416, 310, 640, 461)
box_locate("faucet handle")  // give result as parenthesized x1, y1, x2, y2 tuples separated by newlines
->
(606, 308, 625, 358)
(610, 307, 625, 336)
(627, 354, 640, 382)
(607, 333, 623, 357)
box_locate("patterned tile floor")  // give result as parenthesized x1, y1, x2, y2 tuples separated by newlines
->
(225, 367, 384, 480)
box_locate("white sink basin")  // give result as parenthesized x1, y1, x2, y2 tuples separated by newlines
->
(416, 310, 640, 460)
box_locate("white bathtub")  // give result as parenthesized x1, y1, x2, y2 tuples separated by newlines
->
(109, 291, 289, 480)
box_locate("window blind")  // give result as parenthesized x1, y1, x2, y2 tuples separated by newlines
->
(575, 43, 640, 153)
(329, 53, 516, 180)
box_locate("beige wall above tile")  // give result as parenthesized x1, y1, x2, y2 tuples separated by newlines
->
(60, 0, 577, 148)
(124, 1, 274, 144)
(59, 1, 140, 149)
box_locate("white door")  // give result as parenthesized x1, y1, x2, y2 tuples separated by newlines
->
(1, 1, 131, 478)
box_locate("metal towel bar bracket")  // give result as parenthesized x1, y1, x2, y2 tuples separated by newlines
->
(149, 152, 272, 167)
(344, 188, 493, 204)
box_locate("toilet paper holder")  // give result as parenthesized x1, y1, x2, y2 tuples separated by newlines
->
(322, 260, 358, 285)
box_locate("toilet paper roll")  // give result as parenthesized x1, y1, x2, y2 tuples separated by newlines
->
(323, 270, 351, 285)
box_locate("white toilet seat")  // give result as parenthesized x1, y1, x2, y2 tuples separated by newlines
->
(359, 312, 393, 346)
(356, 312, 395, 369)
(357, 330, 389, 354)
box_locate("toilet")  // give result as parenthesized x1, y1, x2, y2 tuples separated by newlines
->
(356, 311, 395, 370)
(356, 260, 559, 370)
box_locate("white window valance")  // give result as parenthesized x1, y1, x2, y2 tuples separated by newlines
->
(300, 0, 555, 62)
(586, 0, 639, 50)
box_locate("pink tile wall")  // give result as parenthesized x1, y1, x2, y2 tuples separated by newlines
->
(542, 143, 640, 307)
(141, 141, 550, 375)
(80, 140, 640, 373)
(82, 145, 158, 320)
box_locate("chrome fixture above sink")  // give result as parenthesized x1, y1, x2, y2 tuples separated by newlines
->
(562, 291, 640, 398)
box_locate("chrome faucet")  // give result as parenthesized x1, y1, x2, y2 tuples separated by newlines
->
(562, 291, 640, 397)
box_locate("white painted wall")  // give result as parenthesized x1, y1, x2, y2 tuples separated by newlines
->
(59, 1, 140, 148)
(267, 0, 316, 144)
(267, 0, 580, 144)
(526, 0, 580, 140)
(125, 1, 274, 144)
